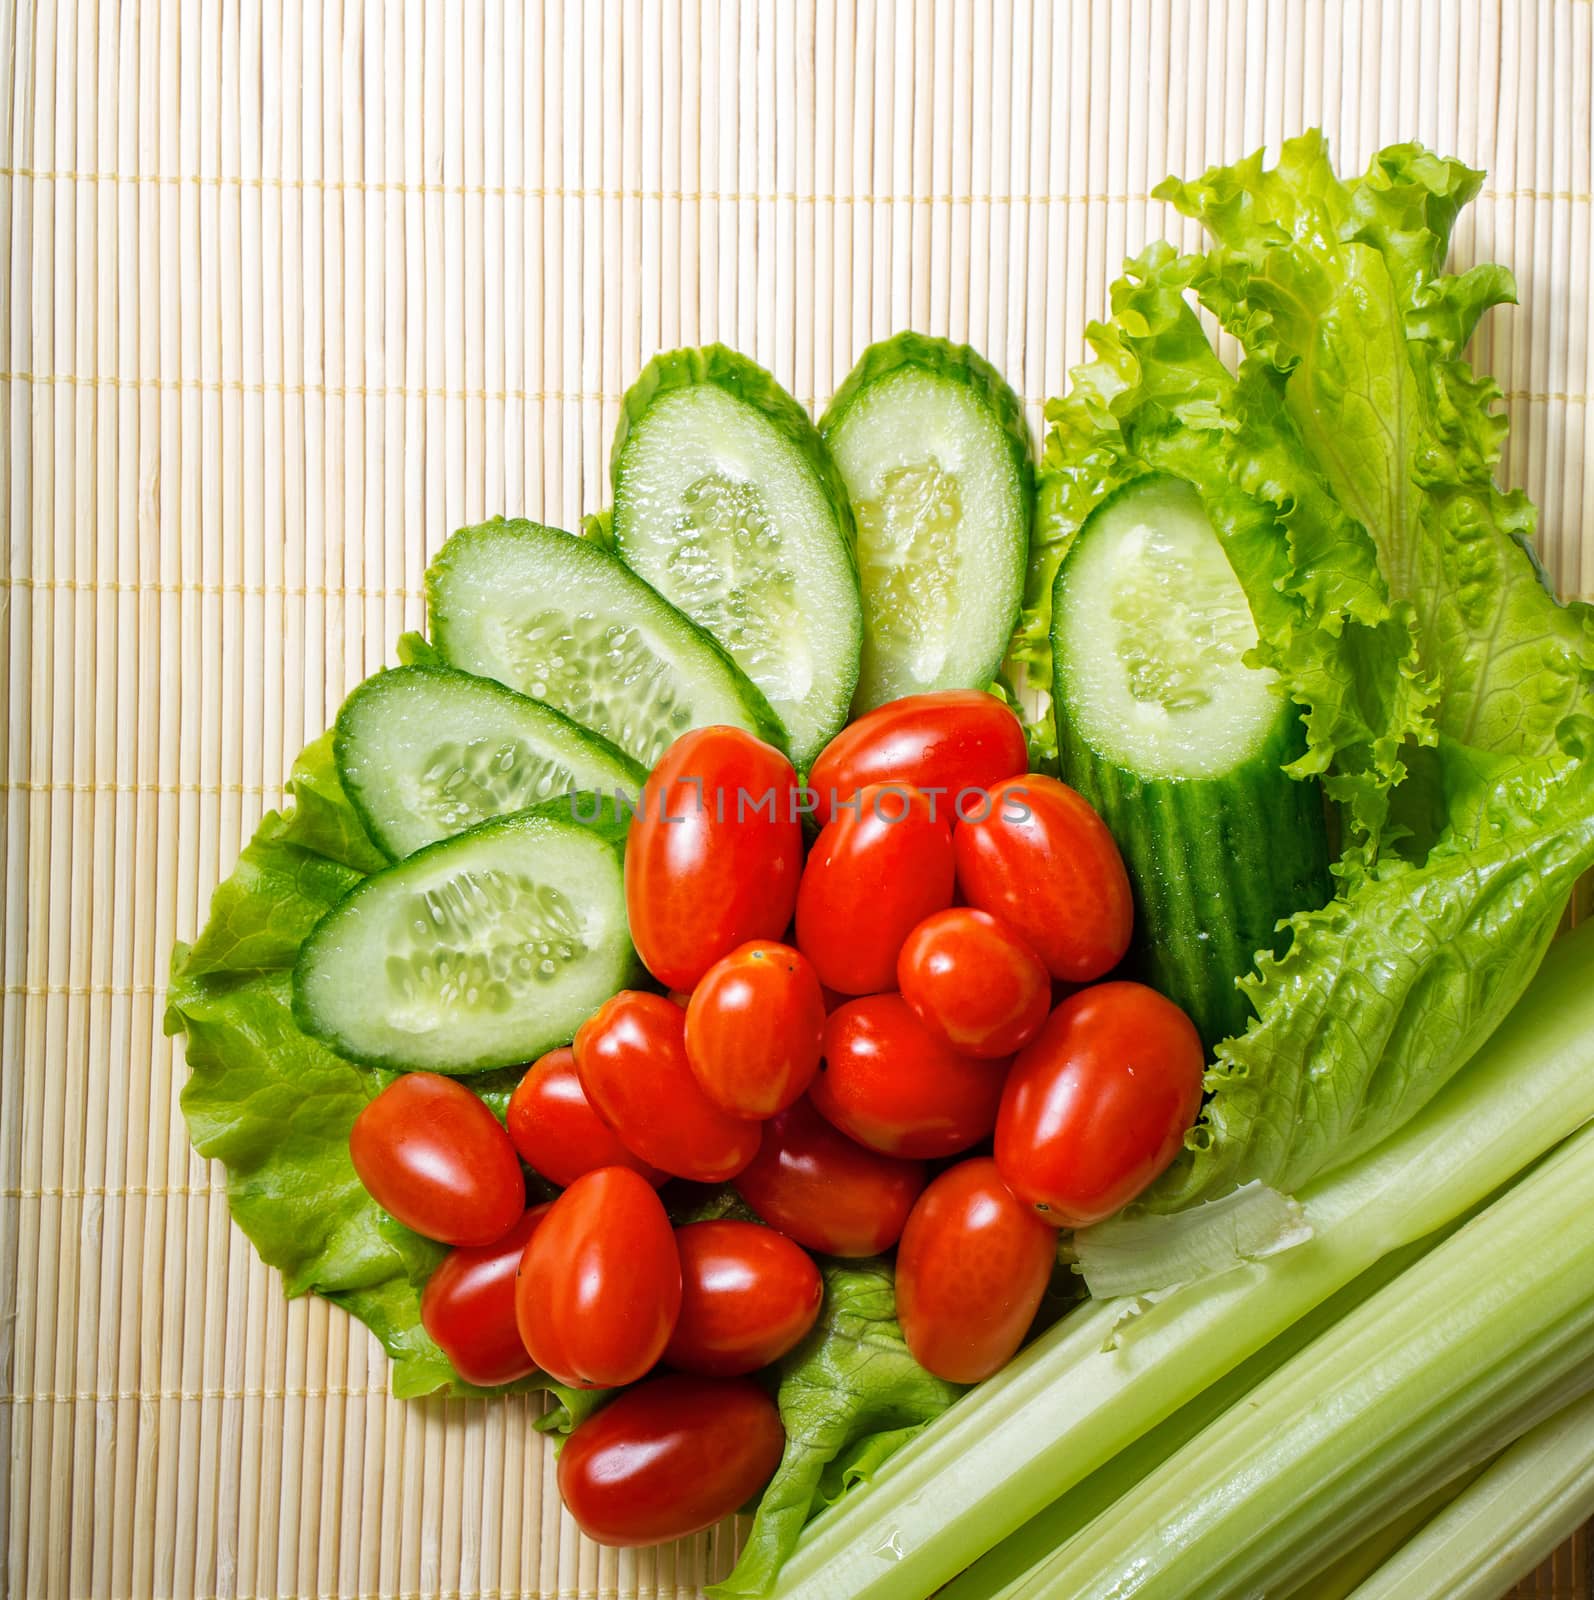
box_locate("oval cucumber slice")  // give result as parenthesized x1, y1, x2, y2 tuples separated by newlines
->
(821, 333, 1033, 713)
(426, 518, 785, 769)
(294, 801, 639, 1074)
(1053, 474, 1332, 1048)
(611, 345, 862, 769)
(335, 665, 644, 860)
(1057, 475, 1281, 779)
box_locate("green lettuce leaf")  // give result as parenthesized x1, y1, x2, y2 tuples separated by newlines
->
(710, 1259, 964, 1598)
(1043, 133, 1594, 1215)
(1160, 130, 1594, 770)
(166, 733, 595, 1416)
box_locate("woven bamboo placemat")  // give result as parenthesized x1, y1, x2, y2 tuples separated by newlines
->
(3, 2, 1592, 1597)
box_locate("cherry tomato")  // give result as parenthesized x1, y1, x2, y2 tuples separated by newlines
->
(664, 1220, 824, 1377)
(895, 1159, 1056, 1383)
(574, 992, 763, 1181)
(349, 1072, 524, 1246)
(557, 1374, 784, 1546)
(811, 994, 1006, 1159)
(626, 726, 803, 990)
(420, 1205, 548, 1387)
(897, 908, 1050, 1059)
(685, 942, 826, 1118)
(505, 1048, 666, 1189)
(995, 982, 1205, 1226)
(734, 1097, 926, 1256)
(515, 1166, 682, 1388)
(806, 690, 1028, 826)
(795, 783, 955, 994)
(954, 774, 1134, 983)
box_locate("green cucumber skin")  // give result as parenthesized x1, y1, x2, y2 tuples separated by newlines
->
(1055, 691, 1333, 1050)
(610, 344, 863, 767)
(822, 331, 1034, 471)
(292, 796, 640, 1076)
(334, 665, 645, 861)
(819, 331, 1035, 706)
(426, 517, 788, 756)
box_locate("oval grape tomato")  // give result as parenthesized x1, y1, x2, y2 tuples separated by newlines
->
(806, 690, 1027, 826)
(795, 783, 954, 994)
(734, 1097, 926, 1257)
(506, 1048, 665, 1188)
(557, 1374, 784, 1547)
(684, 942, 826, 1118)
(574, 991, 763, 1182)
(625, 726, 802, 990)
(664, 1220, 824, 1377)
(995, 982, 1205, 1227)
(897, 907, 1050, 1059)
(515, 1166, 682, 1388)
(420, 1205, 548, 1387)
(954, 773, 1133, 983)
(349, 1071, 524, 1246)
(812, 993, 1006, 1159)
(895, 1159, 1056, 1383)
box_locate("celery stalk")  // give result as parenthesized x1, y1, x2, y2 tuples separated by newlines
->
(1003, 1117, 1594, 1598)
(943, 1223, 1458, 1600)
(1346, 1387, 1594, 1600)
(1279, 1465, 1489, 1600)
(769, 925, 1594, 1600)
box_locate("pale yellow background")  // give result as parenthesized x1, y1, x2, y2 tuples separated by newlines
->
(3, 2, 1591, 1598)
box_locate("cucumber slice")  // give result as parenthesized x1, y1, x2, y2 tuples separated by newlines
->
(820, 333, 1033, 713)
(426, 518, 785, 769)
(294, 801, 638, 1074)
(335, 665, 644, 860)
(1052, 475, 1332, 1047)
(611, 345, 862, 768)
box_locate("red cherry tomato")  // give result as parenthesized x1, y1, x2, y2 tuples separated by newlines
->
(420, 1205, 548, 1387)
(897, 908, 1050, 1059)
(349, 1072, 524, 1246)
(806, 690, 1028, 826)
(795, 783, 955, 994)
(954, 774, 1134, 983)
(574, 992, 763, 1182)
(557, 1374, 784, 1547)
(685, 941, 826, 1118)
(811, 994, 1006, 1159)
(505, 1048, 666, 1189)
(895, 1158, 1057, 1383)
(515, 1166, 682, 1388)
(995, 982, 1205, 1227)
(734, 1097, 926, 1256)
(625, 726, 803, 990)
(664, 1220, 824, 1377)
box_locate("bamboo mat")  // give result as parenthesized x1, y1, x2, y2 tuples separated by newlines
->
(3, 2, 1593, 1598)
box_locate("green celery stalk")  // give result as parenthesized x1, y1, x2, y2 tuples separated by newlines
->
(768, 924, 1594, 1600)
(1278, 1465, 1489, 1600)
(1345, 1387, 1594, 1600)
(943, 1222, 1458, 1600)
(1002, 1115, 1594, 1597)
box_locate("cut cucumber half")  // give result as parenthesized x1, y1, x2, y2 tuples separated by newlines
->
(1052, 475, 1332, 1047)
(611, 345, 862, 768)
(820, 333, 1033, 713)
(426, 518, 785, 769)
(335, 665, 644, 860)
(294, 800, 639, 1075)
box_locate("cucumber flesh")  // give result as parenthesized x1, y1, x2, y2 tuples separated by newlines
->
(612, 347, 862, 768)
(294, 804, 637, 1075)
(821, 335, 1032, 712)
(427, 519, 785, 769)
(335, 665, 644, 859)
(1057, 475, 1281, 778)
(1053, 475, 1332, 1048)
